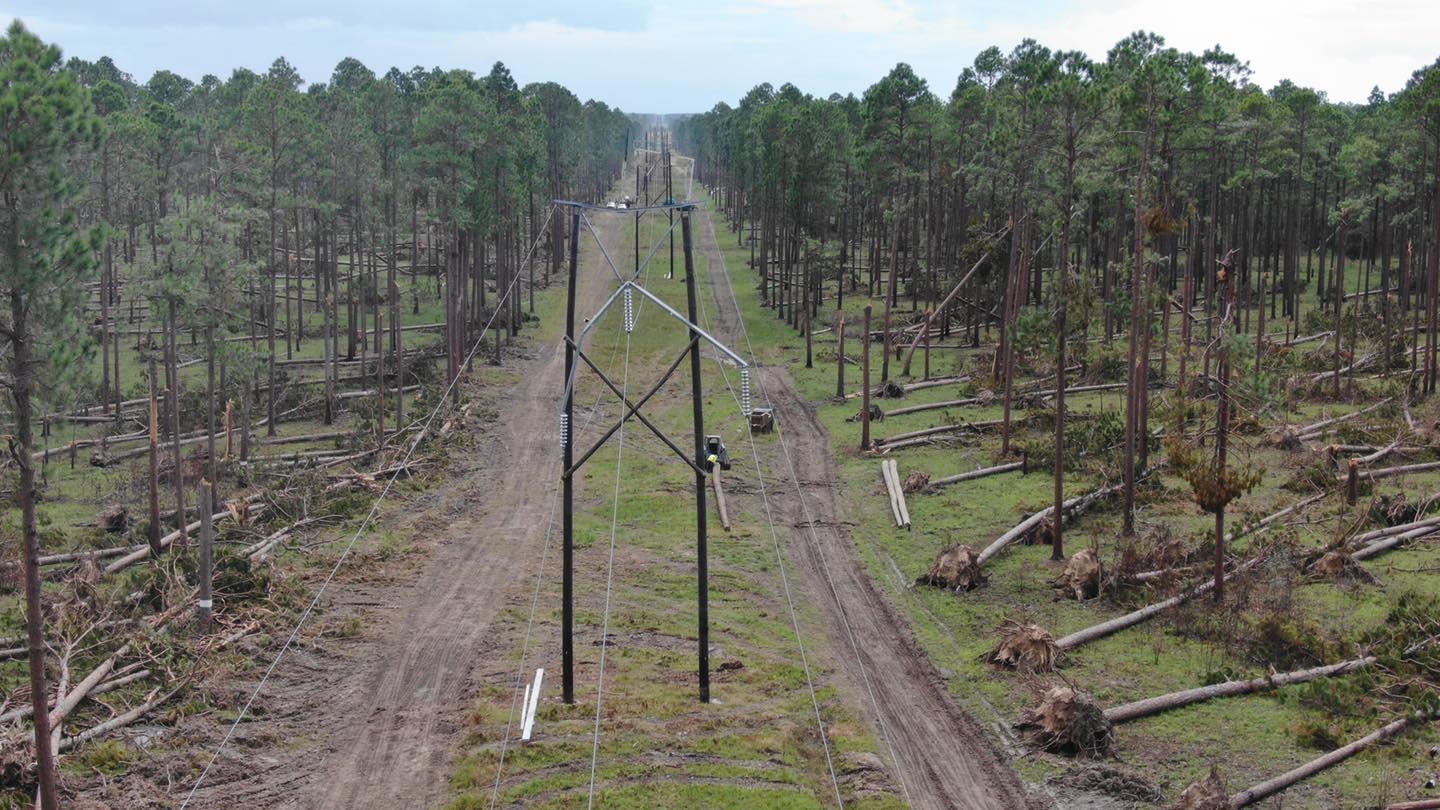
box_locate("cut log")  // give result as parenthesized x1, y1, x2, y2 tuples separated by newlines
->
(880, 460, 901, 527)
(711, 470, 731, 532)
(242, 515, 327, 561)
(884, 396, 984, 419)
(48, 642, 132, 753)
(890, 460, 911, 528)
(1351, 524, 1438, 562)
(1352, 439, 1403, 466)
(1230, 714, 1424, 807)
(103, 498, 264, 575)
(1103, 656, 1376, 724)
(844, 374, 969, 401)
(56, 688, 180, 752)
(880, 459, 911, 529)
(1313, 351, 1379, 383)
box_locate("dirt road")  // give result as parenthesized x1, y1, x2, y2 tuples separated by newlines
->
(183, 206, 625, 810)
(694, 203, 1039, 810)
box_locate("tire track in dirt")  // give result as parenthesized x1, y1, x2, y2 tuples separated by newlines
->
(694, 201, 1040, 810)
(183, 207, 626, 810)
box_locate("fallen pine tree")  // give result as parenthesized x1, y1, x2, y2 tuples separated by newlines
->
(872, 418, 1004, 452)
(919, 481, 1122, 594)
(1126, 491, 1329, 584)
(1102, 655, 1377, 724)
(1229, 712, 1431, 807)
(988, 553, 1269, 672)
(1269, 397, 1393, 448)
(925, 458, 1026, 491)
(843, 374, 971, 401)
(977, 482, 1124, 568)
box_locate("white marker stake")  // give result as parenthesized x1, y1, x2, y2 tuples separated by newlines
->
(522, 668, 545, 741)
(524, 680, 535, 737)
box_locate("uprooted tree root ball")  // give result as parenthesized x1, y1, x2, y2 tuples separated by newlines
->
(877, 380, 906, 399)
(988, 619, 1058, 673)
(1307, 550, 1376, 583)
(917, 544, 986, 592)
(902, 470, 930, 494)
(1171, 766, 1229, 809)
(1052, 546, 1103, 600)
(1015, 686, 1111, 757)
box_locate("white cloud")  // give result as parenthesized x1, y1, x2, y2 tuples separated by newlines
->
(748, 0, 921, 33)
(3, 0, 1437, 109)
(988, 0, 1440, 100)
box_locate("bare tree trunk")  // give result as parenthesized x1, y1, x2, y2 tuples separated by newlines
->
(9, 289, 60, 810)
(1335, 214, 1346, 398)
(147, 359, 162, 556)
(267, 184, 279, 437)
(100, 150, 113, 418)
(1054, 169, 1073, 561)
(167, 300, 186, 542)
(1123, 143, 1148, 537)
(881, 209, 900, 382)
(861, 305, 872, 450)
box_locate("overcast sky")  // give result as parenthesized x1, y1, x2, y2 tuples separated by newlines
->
(10, 1, 1440, 111)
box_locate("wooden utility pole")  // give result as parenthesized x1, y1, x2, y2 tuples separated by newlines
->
(681, 209, 710, 702)
(561, 209, 579, 705)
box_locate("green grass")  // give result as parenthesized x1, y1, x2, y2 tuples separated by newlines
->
(691, 184, 1440, 806)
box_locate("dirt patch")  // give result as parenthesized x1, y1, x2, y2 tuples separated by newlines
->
(1049, 764, 1163, 803)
